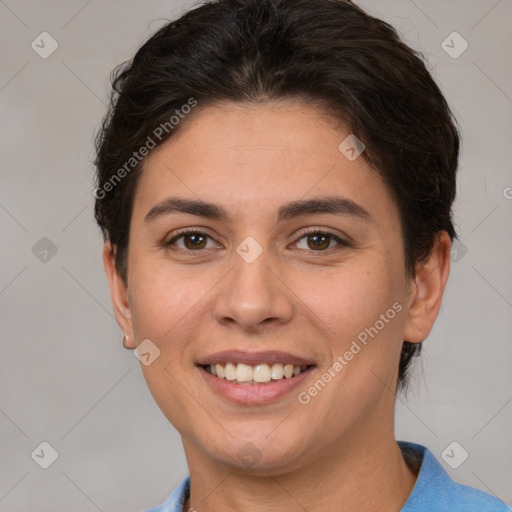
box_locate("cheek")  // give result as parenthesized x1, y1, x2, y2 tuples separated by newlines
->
(299, 259, 402, 345)
(128, 278, 201, 411)
(302, 271, 406, 435)
(129, 269, 203, 429)
(140, 363, 200, 435)
(128, 255, 202, 339)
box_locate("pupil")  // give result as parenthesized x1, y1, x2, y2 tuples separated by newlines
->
(186, 234, 205, 249)
(309, 234, 329, 250)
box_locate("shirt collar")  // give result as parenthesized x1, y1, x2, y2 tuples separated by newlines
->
(148, 441, 499, 511)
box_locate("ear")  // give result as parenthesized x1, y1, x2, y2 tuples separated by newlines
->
(103, 242, 135, 348)
(403, 231, 451, 343)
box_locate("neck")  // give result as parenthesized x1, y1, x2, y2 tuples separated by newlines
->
(182, 428, 418, 512)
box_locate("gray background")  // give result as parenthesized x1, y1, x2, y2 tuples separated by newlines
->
(1, 0, 511, 510)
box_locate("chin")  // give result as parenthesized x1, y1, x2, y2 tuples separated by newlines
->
(203, 429, 308, 472)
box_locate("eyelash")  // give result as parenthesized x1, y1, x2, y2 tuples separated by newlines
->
(163, 227, 350, 253)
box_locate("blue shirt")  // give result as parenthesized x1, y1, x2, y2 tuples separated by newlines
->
(144, 441, 511, 511)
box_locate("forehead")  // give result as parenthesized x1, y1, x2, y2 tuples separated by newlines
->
(132, 101, 399, 229)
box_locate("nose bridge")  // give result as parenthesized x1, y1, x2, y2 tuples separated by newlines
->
(213, 236, 293, 330)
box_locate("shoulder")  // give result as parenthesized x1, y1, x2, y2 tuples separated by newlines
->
(399, 441, 511, 512)
(440, 481, 512, 510)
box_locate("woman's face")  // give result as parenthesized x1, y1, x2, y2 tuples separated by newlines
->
(111, 100, 427, 472)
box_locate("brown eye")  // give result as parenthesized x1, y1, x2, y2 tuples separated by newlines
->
(294, 230, 348, 252)
(165, 231, 216, 251)
(182, 233, 208, 250)
(306, 233, 331, 250)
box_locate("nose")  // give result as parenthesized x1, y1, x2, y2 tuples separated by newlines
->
(212, 245, 294, 333)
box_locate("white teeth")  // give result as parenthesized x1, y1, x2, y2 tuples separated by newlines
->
(236, 363, 253, 382)
(205, 362, 308, 384)
(270, 363, 284, 380)
(215, 364, 225, 378)
(253, 364, 271, 383)
(224, 362, 237, 381)
(283, 364, 294, 378)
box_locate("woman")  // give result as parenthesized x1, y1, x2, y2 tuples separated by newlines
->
(93, 0, 511, 510)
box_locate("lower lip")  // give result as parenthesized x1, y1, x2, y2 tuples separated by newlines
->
(198, 366, 315, 405)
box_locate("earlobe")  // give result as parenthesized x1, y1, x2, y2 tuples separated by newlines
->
(103, 242, 136, 348)
(403, 231, 451, 344)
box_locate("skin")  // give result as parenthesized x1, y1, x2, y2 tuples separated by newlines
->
(104, 100, 451, 511)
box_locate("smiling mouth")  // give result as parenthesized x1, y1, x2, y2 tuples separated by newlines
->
(201, 362, 313, 385)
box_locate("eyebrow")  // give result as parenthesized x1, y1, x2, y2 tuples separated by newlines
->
(144, 195, 372, 224)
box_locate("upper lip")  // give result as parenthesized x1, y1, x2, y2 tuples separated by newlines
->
(196, 350, 316, 367)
